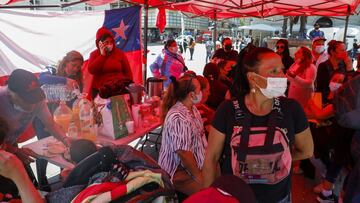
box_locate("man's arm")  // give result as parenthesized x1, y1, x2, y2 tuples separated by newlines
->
(36, 102, 69, 145)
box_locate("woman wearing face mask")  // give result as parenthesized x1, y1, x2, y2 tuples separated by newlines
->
(275, 39, 294, 72)
(311, 37, 328, 69)
(158, 75, 207, 196)
(203, 48, 313, 203)
(150, 39, 187, 88)
(316, 40, 353, 104)
(287, 47, 317, 108)
(307, 72, 354, 202)
(88, 27, 133, 98)
(211, 37, 238, 62)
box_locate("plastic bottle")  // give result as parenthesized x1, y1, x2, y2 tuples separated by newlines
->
(68, 121, 78, 138)
(79, 99, 96, 141)
(53, 101, 73, 134)
(72, 93, 88, 134)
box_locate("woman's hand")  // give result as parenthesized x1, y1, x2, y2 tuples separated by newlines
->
(98, 41, 107, 56)
(286, 70, 296, 78)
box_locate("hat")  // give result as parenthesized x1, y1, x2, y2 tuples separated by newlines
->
(312, 36, 327, 44)
(7, 69, 45, 104)
(95, 27, 114, 48)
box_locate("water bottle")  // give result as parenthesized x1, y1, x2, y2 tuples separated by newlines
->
(68, 121, 78, 138)
(53, 101, 73, 133)
(79, 99, 96, 141)
(72, 93, 88, 133)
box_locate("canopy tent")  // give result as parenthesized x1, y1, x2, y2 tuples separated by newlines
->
(2, 0, 360, 19)
(1, 0, 360, 82)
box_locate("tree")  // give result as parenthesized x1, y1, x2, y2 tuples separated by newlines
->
(299, 16, 307, 39)
(282, 17, 288, 38)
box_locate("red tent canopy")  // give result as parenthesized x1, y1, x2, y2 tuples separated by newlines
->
(2, 0, 359, 19)
(138, 0, 360, 19)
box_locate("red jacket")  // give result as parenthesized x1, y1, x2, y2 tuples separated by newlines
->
(88, 48, 133, 89)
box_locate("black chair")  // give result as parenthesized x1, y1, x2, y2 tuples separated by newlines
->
(141, 127, 162, 152)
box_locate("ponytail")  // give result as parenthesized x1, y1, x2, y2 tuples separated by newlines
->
(161, 76, 177, 121)
(160, 75, 196, 121)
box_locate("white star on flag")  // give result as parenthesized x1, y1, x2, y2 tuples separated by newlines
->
(112, 20, 129, 40)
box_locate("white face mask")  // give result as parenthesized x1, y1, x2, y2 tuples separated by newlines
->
(256, 75, 288, 99)
(191, 91, 202, 104)
(329, 82, 342, 92)
(314, 45, 325, 54)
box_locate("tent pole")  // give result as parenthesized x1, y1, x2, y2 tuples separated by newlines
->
(143, 0, 149, 85)
(213, 10, 217, 53)
(343, 5, 350, 43)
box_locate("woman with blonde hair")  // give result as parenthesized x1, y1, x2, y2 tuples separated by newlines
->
(34, 50, 84, 191)
(287, 46, 317, 108)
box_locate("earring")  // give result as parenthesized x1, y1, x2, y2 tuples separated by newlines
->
(251, 88, 256, 93)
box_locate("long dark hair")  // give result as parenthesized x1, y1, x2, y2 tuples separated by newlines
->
(234, 47, 275, 97)
(161, 75, 197, 120)
(276, 39, 291, 58)
(230, 43, 256, 98)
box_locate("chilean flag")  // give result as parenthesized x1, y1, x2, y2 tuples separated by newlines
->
(0, 6, 143, 86)
(103, 6, 142, 84)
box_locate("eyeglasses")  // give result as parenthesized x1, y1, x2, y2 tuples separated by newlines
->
(276, 45, 285, 49)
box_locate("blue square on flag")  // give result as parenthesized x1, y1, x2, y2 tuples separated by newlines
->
(103, 6, 141, 52)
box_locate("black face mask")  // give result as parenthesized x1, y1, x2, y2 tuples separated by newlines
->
(225, 45, 232, 51)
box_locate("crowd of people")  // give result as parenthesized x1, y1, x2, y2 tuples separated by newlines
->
(1, 24, 360, 203)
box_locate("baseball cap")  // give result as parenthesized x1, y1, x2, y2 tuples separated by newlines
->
(7, 69, 45, 104)
(312, 36, 327, 44)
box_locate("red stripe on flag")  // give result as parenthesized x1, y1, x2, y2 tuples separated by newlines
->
(124, 50, 143, 84)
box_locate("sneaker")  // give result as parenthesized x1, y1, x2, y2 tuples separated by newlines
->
(314, 183, 324, 194)
(316, 192, 336, 203)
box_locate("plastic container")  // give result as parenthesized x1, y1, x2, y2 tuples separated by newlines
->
(72, 93, 89, 132)
(79, 99, 96, 141)
(53, 101, 73, 134)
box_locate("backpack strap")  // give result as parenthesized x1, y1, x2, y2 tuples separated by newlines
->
(232, 97, 283, 163)
(232, 99, 252, 163)
(263, 97, 283, 153)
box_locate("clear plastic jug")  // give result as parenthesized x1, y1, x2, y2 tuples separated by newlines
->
(72, 93, 89, 132)
(79, 99, 96, 141)
(53, 101, 73, 134)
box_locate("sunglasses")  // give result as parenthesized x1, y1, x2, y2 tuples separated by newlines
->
(276, 45, 285, 49)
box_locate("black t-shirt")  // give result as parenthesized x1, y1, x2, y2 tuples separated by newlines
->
(212, 49, 238, 61)
(212, 97, 308, 203)
(316, 60, 347, 104)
